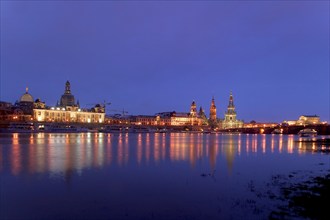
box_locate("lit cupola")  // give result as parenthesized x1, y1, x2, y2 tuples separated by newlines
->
(20, 87, 34, 103)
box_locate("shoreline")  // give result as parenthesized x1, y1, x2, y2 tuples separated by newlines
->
(269, 171, 330, 219)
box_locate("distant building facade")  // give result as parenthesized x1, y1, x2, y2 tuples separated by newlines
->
(297, 115, 321, 125)
(156, 111, 200, 126)
(283, 115, 323, 126)
(33, 107, 104, 123)
(33, 81, 105, 123)
(119, 101, 207, 127)
(0, 88, 38, 121)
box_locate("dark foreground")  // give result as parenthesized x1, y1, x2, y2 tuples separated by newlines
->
(269, 141, 330, 219)
(268, 171, 330, 219)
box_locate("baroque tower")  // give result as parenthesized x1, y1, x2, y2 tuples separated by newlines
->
(222, 91, 243, 129)
(190, 101, 197, 117)
(225, 92, 236, 121)
(60, 80, 76, 107)
(209, 96, 217, 122)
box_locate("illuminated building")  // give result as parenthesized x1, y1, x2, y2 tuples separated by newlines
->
(130, 115, 160, 126)
(33, 107, 104, 123)
(33, 81, 105, 123)
(16, 87, 34, 114)
(34, 98, 46, 109)
(209, 96, 217, 122)
(170, 112, 193, 126)
(220, 92, 243, 129)
(156, 112, 191, 126)
(283, 115, 324, 126)
(120, 101, 205, 127)
(297, 115, 321, 125)
(190, 101, 197, 117)
(190, 101, 198, 126)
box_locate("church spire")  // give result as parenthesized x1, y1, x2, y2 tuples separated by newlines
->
(228, 91, 234, 108)
(65, 80, 71, 94)
(222, 91, 243, 129)
(226, 91, 236, 114)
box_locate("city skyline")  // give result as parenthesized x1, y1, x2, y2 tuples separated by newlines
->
(1, 1, 329, 122)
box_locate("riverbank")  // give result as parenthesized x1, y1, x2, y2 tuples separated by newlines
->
(265, 141, 330, 219)
(269, 171, 330, 219)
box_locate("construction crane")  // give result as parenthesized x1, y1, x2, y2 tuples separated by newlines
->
(108, 108, 128, 116)
(85, 101, 111, 114)
(86, 100, 111, 108)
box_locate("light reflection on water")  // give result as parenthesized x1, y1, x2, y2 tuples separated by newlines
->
(0, 133, 329, 219)
(0, 133, 326, 176)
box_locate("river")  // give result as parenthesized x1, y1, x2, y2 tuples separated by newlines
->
(0, 133, 329, 219)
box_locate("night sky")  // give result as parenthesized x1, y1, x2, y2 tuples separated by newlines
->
(1, 1, 329, 123)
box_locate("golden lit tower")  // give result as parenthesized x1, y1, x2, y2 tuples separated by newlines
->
(225, 91, 236, 121)
(221, 91, 243, 129)
(209, 96, 217, 121)
(190, 100, 197, 117)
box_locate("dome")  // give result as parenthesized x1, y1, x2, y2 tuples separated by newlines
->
(59, 81, 75, 107)
(20, 88, 34, 103)
(60, 94, 75, 107)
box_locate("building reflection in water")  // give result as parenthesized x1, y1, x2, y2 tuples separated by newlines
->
(246, 134, 250, 154)
(0, 133, 320, 177)
(11, 133, 21, 175)
(287, 135, 294, 154)
(152, 133, 159, 163)
(145, 133, 150, 163)
(221, 134, 236, 174)
(262, 135, 266, 154)
(106, 133, 112, 166)
(117, 133, 124, 166)
(208, 135, 217, 170)
(279, 134, 283, 153)
(297, 136, 323, 154)
(237, 134, 241, 156)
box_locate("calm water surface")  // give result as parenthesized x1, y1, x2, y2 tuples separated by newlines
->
(0, 133, 329, 219)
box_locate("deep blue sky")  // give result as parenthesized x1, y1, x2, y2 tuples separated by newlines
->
(1, 1, 329, 122)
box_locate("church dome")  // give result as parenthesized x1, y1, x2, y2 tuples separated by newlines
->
(60, 94, 75, 107)
(20, 88, 34, 103)
(59, 81, 75, 107)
